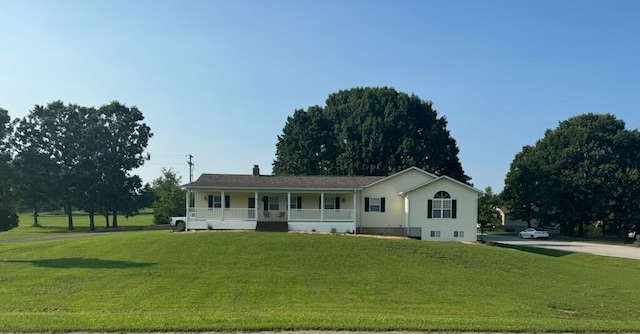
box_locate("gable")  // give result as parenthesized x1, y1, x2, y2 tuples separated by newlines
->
(364, 167, 436, 194)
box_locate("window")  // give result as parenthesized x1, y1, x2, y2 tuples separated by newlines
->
(319, 196, 341, 210)
(325, 196, 342, 210)
(430, 230, 441, 238)
(269, 196, 279, 211)
(290, 196, 302, 210)
(454, 231, 464, 238)
(364, 197, 385, 212)
(427, 191, 457, 219)
(208, 195, 230, 209)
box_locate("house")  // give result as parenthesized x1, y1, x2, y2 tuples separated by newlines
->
(496, 207, 559, 234)
(182, 165, 483, 242)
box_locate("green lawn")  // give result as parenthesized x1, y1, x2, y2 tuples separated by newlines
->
(1, 230, 639, 332)
(0, 211, 158, 241)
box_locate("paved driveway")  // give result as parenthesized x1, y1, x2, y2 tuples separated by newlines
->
(481, 234, 640, 260)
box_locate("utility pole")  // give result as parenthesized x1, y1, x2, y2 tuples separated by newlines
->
(187, 154, 194, 183)
(187, 154, 195, 209)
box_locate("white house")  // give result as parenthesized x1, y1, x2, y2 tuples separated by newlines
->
(182, 165, 483, 242)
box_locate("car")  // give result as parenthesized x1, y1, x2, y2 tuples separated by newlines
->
(518, 227, 549, 239)
(170, 217, 187, 232)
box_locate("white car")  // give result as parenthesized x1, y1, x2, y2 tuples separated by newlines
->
(170, 217, 187, 232)
(518, 228, 549, 239)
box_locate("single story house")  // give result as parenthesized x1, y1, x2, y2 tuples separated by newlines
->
(182, 165, 483, 242)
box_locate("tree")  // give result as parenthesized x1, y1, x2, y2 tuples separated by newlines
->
(12, 100, 152, 230)
(94, 101, 152, 228)
(501, 146, 543, 228)
(273, 87, 470, 183)
(152, 168, 186, 224)
(478, 186, 501, 228)
(0, 107, 18, 231)
(503, 113, 640, 237)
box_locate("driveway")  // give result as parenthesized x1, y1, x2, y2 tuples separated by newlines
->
(481, 234, 640, 260)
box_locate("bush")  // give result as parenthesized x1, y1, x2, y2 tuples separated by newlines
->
(0, 209, 18, 232)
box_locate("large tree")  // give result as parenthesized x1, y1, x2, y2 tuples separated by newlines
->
(273, 87, 470, 182)
(0, 108, 18, 231)
(503, 113, 640, 237)
(12, 101, 152, 230)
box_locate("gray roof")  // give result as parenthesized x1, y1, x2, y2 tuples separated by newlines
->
(184, 174, 386, 190)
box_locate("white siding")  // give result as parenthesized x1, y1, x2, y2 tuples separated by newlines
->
(360, 169, 435, 229)
(406, 178, 479, 242)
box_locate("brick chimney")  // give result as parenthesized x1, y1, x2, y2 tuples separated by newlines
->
(252, 164, 260, 177)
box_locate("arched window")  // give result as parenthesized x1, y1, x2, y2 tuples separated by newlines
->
(428, 191, 457, 219)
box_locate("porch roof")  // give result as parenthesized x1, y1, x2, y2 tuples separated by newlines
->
(184, 174, 385, 190)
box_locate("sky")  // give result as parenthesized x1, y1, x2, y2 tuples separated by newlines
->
(1, 0, 639, 192)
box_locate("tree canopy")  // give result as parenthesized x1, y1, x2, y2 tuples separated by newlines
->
(11, 100, 153, 230)
(0, 107, 18, 231)
(273, 87, 470, 183)
(152, 168, 186, 225)
(502, 113, 640, 237)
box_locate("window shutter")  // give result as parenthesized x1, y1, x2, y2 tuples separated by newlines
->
(225, 195, 230, 208)
(452, 199, 457, 219)
(318, 197, 321, 209)
(335, 197, 340, 210)
(364, 197, 370, 212)
(208, 195, 213, 208)
(297, 196, 302, 209)
(427, 199, 433, 218)
(262, 196, 268, 211)
(380, 197, 385, 212)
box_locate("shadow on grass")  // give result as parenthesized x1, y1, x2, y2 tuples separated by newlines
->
(2, 257, 158, 269)
(29, 225, 171, 234)
(493, 243, 574, 257)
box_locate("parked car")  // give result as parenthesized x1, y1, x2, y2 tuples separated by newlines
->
(170, 217, 187, 232)
(518, 227, 549, 239)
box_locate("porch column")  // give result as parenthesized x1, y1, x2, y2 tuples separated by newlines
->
(185, 190, 189, 231)
(320, 192, 324, 223)
(353, 192, 357, 234)
(405, 195, 410, 236)
(221, 191, 225, 221)
(254, 191, 258, 221)
(287, 192, 291, 221)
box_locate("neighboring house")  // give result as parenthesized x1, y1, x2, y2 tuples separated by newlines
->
(497, 207, 559, 234)
(182, 165, 483, 242)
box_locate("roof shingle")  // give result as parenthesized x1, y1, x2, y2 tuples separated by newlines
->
(184, 174, 386, 190)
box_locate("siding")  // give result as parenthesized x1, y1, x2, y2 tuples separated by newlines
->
(360, 169, 434, 229)
(406, 178, 478, 242)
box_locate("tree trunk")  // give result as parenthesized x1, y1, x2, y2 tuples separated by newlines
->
(578, 220, 584, 238)
(32, 203, 39, 226)
(66, 202, 74, 230)
(104, 212, 110, 228)
(89, 210, 95, 231)
(112, 208, 118, 228)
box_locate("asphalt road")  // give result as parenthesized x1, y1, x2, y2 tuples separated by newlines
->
(481, 234, 640, 260)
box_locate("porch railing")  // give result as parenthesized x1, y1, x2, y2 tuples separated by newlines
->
(188, 207, 354, 222)
(289, 209, 353, 221)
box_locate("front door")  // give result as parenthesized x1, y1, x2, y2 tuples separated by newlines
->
(248, 197, 255, 219)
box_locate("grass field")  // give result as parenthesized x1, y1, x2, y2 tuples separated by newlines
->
(1, 228, 640, 332)
(0, 211, 158, 241)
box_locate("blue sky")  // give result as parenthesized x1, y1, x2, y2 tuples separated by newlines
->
(1, 0, 638, 192)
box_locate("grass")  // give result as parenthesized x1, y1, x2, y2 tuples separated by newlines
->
(1, 230, 639, 332)
(0, 210, 160, 241)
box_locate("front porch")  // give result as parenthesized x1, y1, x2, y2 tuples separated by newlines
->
(185, 190, 358, 233)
